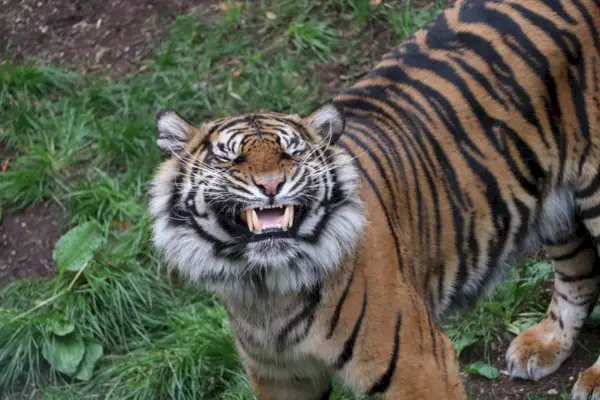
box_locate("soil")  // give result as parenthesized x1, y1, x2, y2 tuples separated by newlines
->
(2, 0, 600, 397)
(0, 0, 217, 76)
(462, 328, 600, 399)
(0, 202, 65, 288)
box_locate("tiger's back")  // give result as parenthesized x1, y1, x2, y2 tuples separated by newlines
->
(336, 0, 600, 315)
(149, 0, 600, 398)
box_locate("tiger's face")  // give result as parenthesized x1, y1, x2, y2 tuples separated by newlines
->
(149, 104, 365, 295)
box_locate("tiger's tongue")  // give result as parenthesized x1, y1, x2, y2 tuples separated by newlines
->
(256, 209, 283, 229)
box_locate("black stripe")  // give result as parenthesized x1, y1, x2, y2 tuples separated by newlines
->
(571, 0, 600, 54)
(326, 267, 356, 339)
(167, 165, 189, 226)
(450, 56, 508, 109)
(552, 240, 590, 262)
(545, 0, 577, 24)
(577, 169, 600, 199)
(367, 312, 402, 395)
(226, 130, 242, 151)
(334, 286, 368, 369)
(393, 122, 428, 284)
(295, 168, 352, 245)
(438, 328, 448, 382)
(444, 28, 548, 149)
(214, 115, 253, 134)
(509, 4, 590, 179)
(422, 15, 544, 194)
(276, 285, 322, 351)
(319, 386, 333, 400)
(350, 65, 468, 210)
(541, 224, 586, 246)
(341, 110, 414, 231)
(427, 313, 438, 364)
(431, 56, 542, 194)
(555, 290, 594, 307)
(460, 0, 565, 183)
(556, 268, 600, 283)
(343, 78, 472, 302)
(337, 133, 406, 275)
(341, 115, 404, 220)
(409, 295, 425, 356)
(581, 204, 600, 220)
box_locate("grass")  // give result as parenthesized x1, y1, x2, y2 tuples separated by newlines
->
(0, 0, 574, 398)
(443, 261, 554, 361)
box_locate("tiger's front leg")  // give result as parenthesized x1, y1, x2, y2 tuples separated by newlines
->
(337, 329, 465, 399)
(324, 295, 466, 399)
(506, 227, 600, 382)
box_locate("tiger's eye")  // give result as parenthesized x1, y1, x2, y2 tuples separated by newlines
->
(233, 155, 246, 165)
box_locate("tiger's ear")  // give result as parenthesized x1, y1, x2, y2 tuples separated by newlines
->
(305, 103, 345, 144)
(156, 109, 197, 156)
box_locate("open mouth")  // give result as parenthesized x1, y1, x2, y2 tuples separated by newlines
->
(241, 205, 294, 234)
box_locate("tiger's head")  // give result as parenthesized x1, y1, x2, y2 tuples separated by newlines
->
(148, 104, 364, 295)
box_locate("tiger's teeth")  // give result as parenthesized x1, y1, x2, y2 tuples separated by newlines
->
(251, 209, 261, 233)
(245, 209, 254, 232)
(282, 206, 290, 231)
(288, 205, 294, 228)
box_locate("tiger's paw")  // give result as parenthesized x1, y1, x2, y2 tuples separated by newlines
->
(572, 364, 600, 400)
(505, 320, 573, 381)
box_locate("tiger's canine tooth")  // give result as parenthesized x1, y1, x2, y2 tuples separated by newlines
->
(245, 209, 254, 232)
(251, 209, 261, 233)
(288, 205, 294, 227)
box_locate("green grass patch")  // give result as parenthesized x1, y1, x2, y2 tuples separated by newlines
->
(444, 261, 553, 361)
(0, 0, 566, 398)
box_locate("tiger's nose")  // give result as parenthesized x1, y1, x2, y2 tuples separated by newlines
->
(255, 175, 284, 196)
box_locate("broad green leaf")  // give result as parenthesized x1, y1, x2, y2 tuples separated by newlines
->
(452, 336, 478, 358)
(53, 221, 104, 273)
(506, 317, 538, 335)
(47, 318, 75, 336)
(42, 333, 86, 375)
(74, 337, 104, 381)
(464, 361, 499, 380)
(505, 322, 520, 336)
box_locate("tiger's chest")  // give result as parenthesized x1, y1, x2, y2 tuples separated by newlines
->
(226, 302, 330, 381)
(223, 291, 323, 356)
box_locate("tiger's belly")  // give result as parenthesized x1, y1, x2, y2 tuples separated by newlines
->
(442, 187, 576, 317)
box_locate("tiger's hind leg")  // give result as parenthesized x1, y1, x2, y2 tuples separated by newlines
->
(506, 223, 600, 382)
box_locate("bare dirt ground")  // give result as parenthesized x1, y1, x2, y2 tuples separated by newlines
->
(0, 0, 216, 75)
(462, 329, 600, 399)
(0, 202, 65, 288)
(2, 0, 599, 398)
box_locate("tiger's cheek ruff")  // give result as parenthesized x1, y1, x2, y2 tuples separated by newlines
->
(149, 159, 247, 284)
(149, 146, 366, 295)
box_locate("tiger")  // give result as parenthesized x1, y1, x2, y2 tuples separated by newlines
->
(148, 0, 600, 398)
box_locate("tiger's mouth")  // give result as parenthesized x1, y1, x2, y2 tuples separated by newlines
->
(241, 205, 295, 234)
